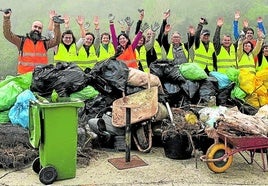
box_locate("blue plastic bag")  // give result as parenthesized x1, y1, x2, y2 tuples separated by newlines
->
(209, 71, 231, 90)
(9, 89, 37, 128)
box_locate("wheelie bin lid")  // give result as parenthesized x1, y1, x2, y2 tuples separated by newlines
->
(34, 97, 84, 108)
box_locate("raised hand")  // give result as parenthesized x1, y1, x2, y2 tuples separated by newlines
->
(217, 17, 224, 27)
(163, 9, 170, 20)
(188, 25, 195, 36)
(243, 19, 249, 28)
(257, 28, 265, 39)
(49, 10, 57, 20)
(140, 22, 149, 32)
(108, 13, 115, 23)
(93, 16, 99, 30)
(234, 10, 240, 21)
(63, 15, 70, 25)
(84, 22, 90, 31)
(151, 22, 160, 32)
(138, 8, 144, 20)
(76, 15, 85, 26)
(124, 16, 134, 27)
(200, 17, 208, 25)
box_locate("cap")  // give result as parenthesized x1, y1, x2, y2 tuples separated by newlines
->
(201, 29, 210, 36)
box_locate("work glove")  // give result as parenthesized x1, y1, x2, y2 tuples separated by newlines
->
(124, 16, 134, 27)
(108, 13, 115, 23)
(200, 17, 208, 25)
(140, 22, 149, 32)
(52, 15, 65, 24)
(0, 8, 11, 14)
(151, 22, 160, 32)
(239, 30, 245, 39)
(138, 8, 144, 13)
(84, 22, 90, 30)
(118, 19, 125, 26)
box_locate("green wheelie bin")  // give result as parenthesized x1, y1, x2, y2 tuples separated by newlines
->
(28, 98, 84, 185)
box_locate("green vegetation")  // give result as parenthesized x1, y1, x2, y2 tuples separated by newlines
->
(1, 0, 268, 77)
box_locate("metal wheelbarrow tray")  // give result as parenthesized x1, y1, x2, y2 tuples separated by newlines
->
(112, 86, 158, 127)
(200, 130, 268, 173)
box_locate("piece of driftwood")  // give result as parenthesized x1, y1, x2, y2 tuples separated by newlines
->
(216, 107, 268, 136)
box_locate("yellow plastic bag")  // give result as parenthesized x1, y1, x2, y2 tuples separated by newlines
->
(254, 78, 267, 96)
(245, 93, 260, 108)
(259, 94, 268, 107)
(256, 69, 268, 89)
(239, 69, 255, 94)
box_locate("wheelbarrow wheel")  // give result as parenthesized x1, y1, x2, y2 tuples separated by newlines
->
(136, 125, 149, 150)
(32, 157, 41, 174)
(206, 143, 233, 173)
(39, 166, 57, 185)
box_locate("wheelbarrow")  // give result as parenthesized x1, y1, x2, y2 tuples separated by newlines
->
(112, 86, 159, 127)
(111, 86, 160, 155)
(200, 130, 268, 173)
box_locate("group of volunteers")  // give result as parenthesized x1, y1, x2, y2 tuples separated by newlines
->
(2, 8, 267, 75)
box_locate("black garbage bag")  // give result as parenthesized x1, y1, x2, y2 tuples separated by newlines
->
(198, 77, 218, 102)
(79, 94, 115, 126)
(216, 82, 235, 106)
(181, 80, 200, 99)
(30, 62, 89, 97)
(150, 60, 185, 83)
(89, 59, 129, 95)
(163, 81, 181, 95)
(230, 98, 259, 115)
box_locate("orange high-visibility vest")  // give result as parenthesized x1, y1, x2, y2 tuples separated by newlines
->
(18, 38, 48, 74)
(116, 45, 138, 68)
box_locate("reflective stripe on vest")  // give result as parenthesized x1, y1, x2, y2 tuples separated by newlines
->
(18, 38, 48, 74)
(136, 46, 149, 72)
(116, 45, 138, 68)
(54, 43, 77, 63)
(77, 45, 98, 69)
(154, 41, 162, 59)
(18, 61, 46, 66)
(98, 43, 115, 61)
(194, 42, 215, 71)
(166, 44, 189, 62)
(238, 53, 256, 73)
(216, 45, 237, 73)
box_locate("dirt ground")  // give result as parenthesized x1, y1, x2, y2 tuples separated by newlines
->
(0, 147, 268, 186)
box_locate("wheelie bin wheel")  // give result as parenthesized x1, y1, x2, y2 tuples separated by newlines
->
(206, 143, 233, 173)
(39, 166, 57, 185)
(32, 157, 41, 174)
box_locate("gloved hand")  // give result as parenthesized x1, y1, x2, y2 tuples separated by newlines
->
(140, 22, 149, 32)
(151, 22, 160, 32)
(124, 16, 134, 27)
(200, 17, 208, 25)
(239, 30, 245, 39)
(0, 8, 11, 14)
(84, 22, 90, 30)
(138, 8, 144, 13)
(52, 15, 65, 24)
(118, 19, 125, 26)
(108, 13, 115, 23)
